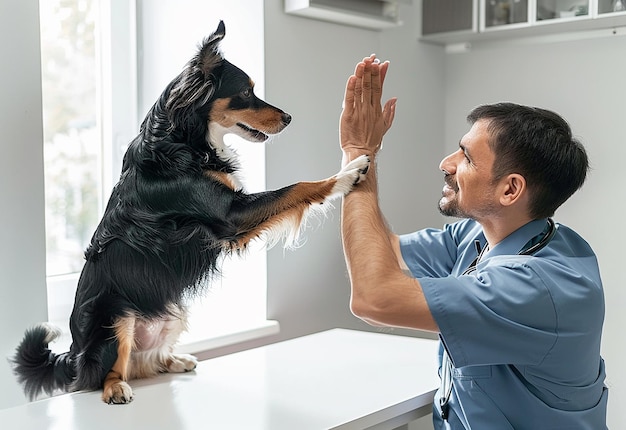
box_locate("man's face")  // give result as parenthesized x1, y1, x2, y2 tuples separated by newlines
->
(438, 119, 499, 220)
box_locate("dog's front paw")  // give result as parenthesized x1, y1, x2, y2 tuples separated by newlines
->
(166, 353, 198, 373)
(332, 155, 370, 196)
(102, 381, 133, 405)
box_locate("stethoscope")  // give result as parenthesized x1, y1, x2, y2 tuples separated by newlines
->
(439, 218, 557, 421)
(462, 218, 556, 276)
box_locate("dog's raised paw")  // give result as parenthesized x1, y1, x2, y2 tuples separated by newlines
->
(103, 381, 133, 405)
(332, 155, 371, 195)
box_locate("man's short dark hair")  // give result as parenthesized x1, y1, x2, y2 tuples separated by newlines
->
(467, 102, 589, 219)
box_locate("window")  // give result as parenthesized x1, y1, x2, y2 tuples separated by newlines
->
(41, 0, 277, 353)
(40, 0, 99, 278)
(40, 0, 101, 337)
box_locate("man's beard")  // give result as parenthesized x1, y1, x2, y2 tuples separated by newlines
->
(438, 175, 498, 220)
(438, 175, 464, 218)
(438, 197, 465, 218)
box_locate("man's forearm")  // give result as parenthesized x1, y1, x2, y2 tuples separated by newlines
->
(341, 156, 397, 283)
(341, 155, 407, 320)
(340, 154, 438, 332)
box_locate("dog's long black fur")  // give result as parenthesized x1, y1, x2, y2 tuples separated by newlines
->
(12, 21, 370, 404)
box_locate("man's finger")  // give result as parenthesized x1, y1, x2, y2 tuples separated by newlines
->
(354, 62, 364, 104)
(380, 61, 389, 87)
(343, 75, 356, 113)
(371, 62, 382, 106)
(362, 58, 373, 104)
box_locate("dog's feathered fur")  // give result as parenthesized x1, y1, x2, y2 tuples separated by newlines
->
(12, 21, 369, 404)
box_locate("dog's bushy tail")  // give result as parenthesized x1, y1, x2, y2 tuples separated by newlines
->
(11, 323, 75, 400)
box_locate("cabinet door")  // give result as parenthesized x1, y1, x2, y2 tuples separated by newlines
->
(422, 0, 476, 35)
(598, 0, 626, 14)
(483, 0, 529, 28)
(536, 0, 589, 21)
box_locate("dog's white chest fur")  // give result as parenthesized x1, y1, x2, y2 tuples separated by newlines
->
(207, 125, 245, 190)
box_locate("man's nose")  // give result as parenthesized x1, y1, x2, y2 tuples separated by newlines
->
(439, 151, 457, 174)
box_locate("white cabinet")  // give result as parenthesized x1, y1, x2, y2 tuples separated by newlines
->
(421, 0, 626, 45)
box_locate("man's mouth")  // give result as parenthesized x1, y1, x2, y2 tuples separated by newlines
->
(443, 176, 458, 193)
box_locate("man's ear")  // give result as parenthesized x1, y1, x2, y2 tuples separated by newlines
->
(499, 173, 526, 207)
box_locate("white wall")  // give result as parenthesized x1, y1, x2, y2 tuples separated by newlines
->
(443, 34, 626, 429)
(0, 0, 48, 409)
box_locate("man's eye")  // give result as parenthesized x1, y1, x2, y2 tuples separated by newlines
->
(463, 152, 470, 161)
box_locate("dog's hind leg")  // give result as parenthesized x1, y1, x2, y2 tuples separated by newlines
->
(164, 353, 198, 373)
(129, 307, 197, 379)
(160, 310, 197, 373)
(102, 315, 135, 404)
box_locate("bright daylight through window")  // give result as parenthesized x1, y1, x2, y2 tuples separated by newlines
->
(41, 0, 99, 278)
(40, 0, 273, 351)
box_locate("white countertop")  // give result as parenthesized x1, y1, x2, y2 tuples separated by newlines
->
(2, 328, 439, 430)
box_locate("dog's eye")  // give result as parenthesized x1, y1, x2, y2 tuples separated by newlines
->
(241, 88, 252, 98)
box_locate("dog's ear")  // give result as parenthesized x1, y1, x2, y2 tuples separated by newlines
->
(206, 19, 226, 44)
(164, 21, 227, 125)
(197, 20, 226, 76)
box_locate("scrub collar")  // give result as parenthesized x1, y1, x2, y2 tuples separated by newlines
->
(482, 218, 551, 260)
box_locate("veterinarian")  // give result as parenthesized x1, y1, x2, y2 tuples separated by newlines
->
(338, 55, 608, 429)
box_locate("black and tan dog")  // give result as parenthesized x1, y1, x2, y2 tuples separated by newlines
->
(12, 20, 369, 404)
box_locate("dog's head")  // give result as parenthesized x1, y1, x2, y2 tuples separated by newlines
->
(164, 21, 291, 145)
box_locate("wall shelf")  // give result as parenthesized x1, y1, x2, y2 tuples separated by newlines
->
(421, 0, 626, 47)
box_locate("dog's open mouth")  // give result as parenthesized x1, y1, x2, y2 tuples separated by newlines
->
(237, 122, 268, 142)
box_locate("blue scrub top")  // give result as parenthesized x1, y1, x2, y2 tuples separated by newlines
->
(399, 219, 608, 429)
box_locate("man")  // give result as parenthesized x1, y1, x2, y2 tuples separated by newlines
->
(339, 55, 608, 429)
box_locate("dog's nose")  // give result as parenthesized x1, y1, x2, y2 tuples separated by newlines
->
(282, 113, 292, 126)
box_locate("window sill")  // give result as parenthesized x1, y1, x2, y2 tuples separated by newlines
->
(175, 320, 280, 355)
(48, 319, 280, 358)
